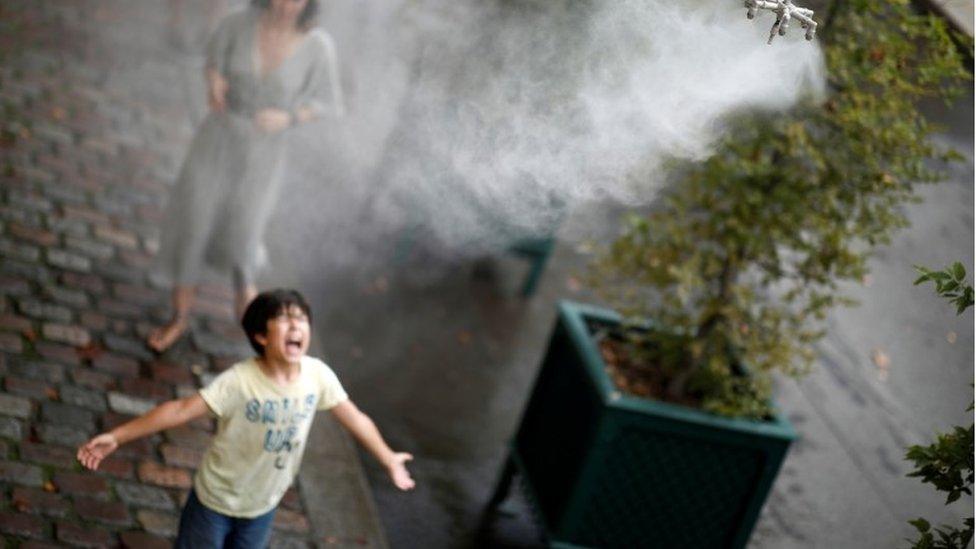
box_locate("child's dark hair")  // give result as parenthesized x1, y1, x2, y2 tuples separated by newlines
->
(241, 289, 313, 355)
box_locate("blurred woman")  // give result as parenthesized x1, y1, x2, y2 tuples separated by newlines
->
(149, 0, 344, 352)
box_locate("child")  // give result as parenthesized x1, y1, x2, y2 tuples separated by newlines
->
(78, 289, 414, 547)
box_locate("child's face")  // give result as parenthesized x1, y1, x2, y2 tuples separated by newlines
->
(257, 304, 311, 366)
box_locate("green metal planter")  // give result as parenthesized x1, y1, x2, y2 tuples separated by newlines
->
(509, 236, 556, 297)
(488, 301, 796, 548)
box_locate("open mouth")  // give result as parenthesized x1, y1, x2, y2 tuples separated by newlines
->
(285, 336, 303, 353)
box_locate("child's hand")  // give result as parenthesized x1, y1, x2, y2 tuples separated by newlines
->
(386, 452, 415, 491)
(77, 433, 119, 471)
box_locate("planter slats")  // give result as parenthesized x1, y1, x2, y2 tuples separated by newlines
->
(503, 301, 796, 549)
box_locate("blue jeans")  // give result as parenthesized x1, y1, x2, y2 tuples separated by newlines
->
(175, 489, 276, 549)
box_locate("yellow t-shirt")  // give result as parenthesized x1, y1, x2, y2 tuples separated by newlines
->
(195, 356, 348, 517)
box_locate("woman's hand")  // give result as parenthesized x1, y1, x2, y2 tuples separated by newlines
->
(77, 433, 119, 471)
(254, 108, 292, 133)
(207, 70, 229, 113)
(385, 452, 416, 491)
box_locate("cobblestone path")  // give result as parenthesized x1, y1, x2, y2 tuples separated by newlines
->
(0, 1, 322, 546)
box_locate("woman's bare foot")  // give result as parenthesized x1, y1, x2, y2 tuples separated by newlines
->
(147, 318, 188, 353)
(235, 284, 258, 320)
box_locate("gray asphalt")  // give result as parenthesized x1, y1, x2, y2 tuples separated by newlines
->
(280, 84, 974, 549)
(131, 1, 973, 546)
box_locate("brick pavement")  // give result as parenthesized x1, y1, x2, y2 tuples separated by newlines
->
(0, 1, 324, 546)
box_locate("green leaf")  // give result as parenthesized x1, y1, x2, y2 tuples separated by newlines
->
(911, 518, 932, 533)
(590, 0, 970, 422)
(952, 262, 966, 281)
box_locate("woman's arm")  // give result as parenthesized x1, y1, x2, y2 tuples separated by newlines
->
(321, 31, 344, 118)
(204, 10, 236, 112)
(206, 67, 229, 113)
(331, 400, 415, 490)
(286, 31, 345, 126)
(77, 393, 211, 471)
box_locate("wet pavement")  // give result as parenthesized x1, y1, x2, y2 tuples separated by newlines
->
(286, 48, 975, 549)
(0, 1, 972, 548)
(285, 88, 974, 548)
(0, 1, 379, 547)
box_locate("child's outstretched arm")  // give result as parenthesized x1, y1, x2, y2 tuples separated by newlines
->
(77, 394, 210, 471)
(331, 400, 415, 491)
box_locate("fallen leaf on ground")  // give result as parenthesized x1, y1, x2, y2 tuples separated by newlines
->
(870, 347, 890, 369)
(870, 347, 890, 381)
(76, 342, 102, 361)
(566, 276, 581, 293)
(12, 497, 28, 512)
(946, 331, 957, 344)
(321, 536, 368, 545)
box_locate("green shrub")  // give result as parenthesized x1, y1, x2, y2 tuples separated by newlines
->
(592, 0, 970, 418)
